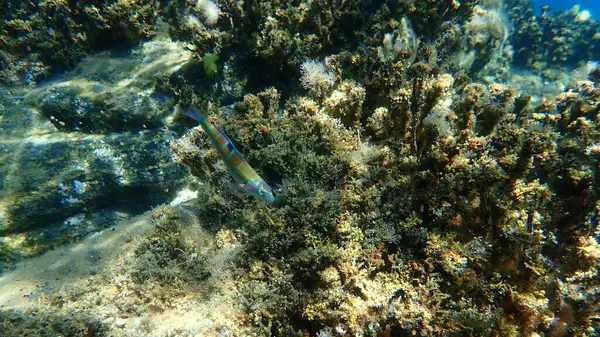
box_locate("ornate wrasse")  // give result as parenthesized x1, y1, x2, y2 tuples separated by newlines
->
(185, 104, 275, 203)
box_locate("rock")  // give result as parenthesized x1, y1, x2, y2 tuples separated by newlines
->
(0, 39, 193, 269)
(2, 129, 187, 233)
(25, 39, 192, 133)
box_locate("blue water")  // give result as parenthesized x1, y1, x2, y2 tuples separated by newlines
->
(532, 0, 600, 18)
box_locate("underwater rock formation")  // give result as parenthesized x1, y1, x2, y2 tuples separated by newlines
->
(167, 1, 600, 334)
(1, 0, 599, 336)
(0, 0, 159, 85)
(25, 39, 192, 132)
(0, 39, 193, 268)
(163, 0, 481, 95)
(507, 1, 600, 70)
(170, 66, 599, 335)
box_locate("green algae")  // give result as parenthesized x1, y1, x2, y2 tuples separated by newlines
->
(203, 53, 219, 80)
(0, 308, 107, 337)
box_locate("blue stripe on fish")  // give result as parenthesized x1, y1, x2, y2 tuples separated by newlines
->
(224, 147, 235, 162)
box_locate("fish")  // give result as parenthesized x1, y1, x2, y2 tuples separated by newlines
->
(185, 104, 275, 204)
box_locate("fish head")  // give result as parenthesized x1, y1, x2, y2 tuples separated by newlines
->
(245, 180, 275, 204)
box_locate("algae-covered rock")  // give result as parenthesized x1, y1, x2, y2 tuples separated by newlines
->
(0, 0, 160, 85)
(2, 129, 186, 232)
(171, 67, 600, 335)
(25, 39, 192, 133)
(163, 0, 480, 98)
(0, 39, 194, 268)
(0, 125, 187, 265)
(0, 204, 247, 337)
(507, 2, 600, 69)
(2, 0, 600, 336)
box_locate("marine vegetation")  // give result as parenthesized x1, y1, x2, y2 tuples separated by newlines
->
(0, 0, 159, 85)
(203, 53, 220, 80)
(171, 70, 600, 336)
(507, 1, 600, 69)
(1, 0, 599, 336)
(167, 0, 600, 335)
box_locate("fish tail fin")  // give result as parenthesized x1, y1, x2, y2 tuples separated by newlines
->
(185, 104, 209, 126)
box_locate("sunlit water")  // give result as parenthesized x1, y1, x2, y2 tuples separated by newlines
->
(533, 0, 599, 18)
